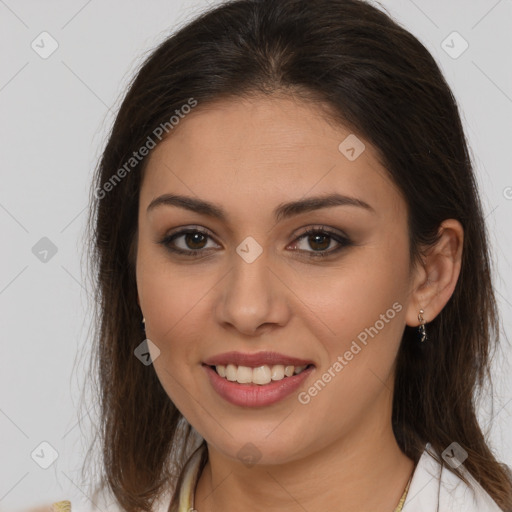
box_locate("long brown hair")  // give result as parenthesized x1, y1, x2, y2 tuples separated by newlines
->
(84, 0, 512, 510)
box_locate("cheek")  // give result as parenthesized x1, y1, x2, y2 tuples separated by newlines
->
(141, 271, 209, 419)
(137, 242, 219, 353)
(288, 251, 409, 443)
(136, 250, 210, 413)
(297, 235, 411, 382)
(141, 275, 210, 375)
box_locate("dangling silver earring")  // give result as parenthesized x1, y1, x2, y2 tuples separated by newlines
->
(417, 309, 427, 343)
(141, 316, 146, 332)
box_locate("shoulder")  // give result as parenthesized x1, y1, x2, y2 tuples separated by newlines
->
(402, 444, 504, 512)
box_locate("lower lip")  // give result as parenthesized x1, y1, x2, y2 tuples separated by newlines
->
(203, 364, 314, 407)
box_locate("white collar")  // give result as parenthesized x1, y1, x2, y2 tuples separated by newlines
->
(402, 443, 502, 511)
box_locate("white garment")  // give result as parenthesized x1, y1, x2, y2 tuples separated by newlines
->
(402, 444, 503, 511)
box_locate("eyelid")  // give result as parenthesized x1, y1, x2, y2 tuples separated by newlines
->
(291, 224, 349, 241)
(164, 224, 217, 240)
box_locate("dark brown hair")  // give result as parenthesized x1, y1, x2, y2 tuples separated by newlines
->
(84, 0, 512, 510)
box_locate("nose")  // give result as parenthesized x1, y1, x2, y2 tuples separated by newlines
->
(215, 249, 291, 337)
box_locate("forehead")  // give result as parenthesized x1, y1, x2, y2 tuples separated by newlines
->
(141, 95, 404, 221)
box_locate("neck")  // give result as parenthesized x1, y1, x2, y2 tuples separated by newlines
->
(193, 402, 415, 511)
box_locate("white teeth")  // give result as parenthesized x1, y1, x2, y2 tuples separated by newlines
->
(252, 366, 272, 385)
(226, 364, 237, 381)
(236, 365, 253, 384)
(271, 364, 285, 380)
(284, 365, 295, 377)
(214, 363, 309, 385)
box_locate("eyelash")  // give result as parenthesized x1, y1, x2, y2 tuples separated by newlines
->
(159, 225, 353, 259)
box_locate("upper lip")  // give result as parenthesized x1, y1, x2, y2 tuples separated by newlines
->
(203, 351, 315, 368)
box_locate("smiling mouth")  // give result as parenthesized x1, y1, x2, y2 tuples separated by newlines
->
(208, 363, 314, 385)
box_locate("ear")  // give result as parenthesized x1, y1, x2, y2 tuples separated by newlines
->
(405, 219, 464, 327)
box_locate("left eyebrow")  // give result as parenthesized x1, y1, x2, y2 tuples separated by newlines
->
(273, 193, 376, 222)
(146, 192, 376, 222)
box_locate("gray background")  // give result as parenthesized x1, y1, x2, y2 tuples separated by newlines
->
(1, 0, 511, 510)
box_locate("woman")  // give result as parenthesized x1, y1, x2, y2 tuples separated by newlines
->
(69, 0, 512, 510)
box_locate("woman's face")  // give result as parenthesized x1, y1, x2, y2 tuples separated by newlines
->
(136, 94, 418, 465)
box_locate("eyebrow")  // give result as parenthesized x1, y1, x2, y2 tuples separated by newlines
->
(146, 192, 375, 222)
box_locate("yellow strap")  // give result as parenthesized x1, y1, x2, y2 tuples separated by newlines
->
(394, 476, 412, 512)
(51, 501, 71, 512)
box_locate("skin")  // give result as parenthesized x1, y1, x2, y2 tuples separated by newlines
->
(136, 93, 463, 512)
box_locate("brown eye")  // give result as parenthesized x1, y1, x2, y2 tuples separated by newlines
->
(160, 228, 219, 257)
(183, 232, 208, 250)
(306, 233, 331, 251)
(290, 227, 352, 258)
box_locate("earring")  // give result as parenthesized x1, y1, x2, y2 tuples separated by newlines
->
(417, 309, 427, 343)
(141, 316, 146, 332)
